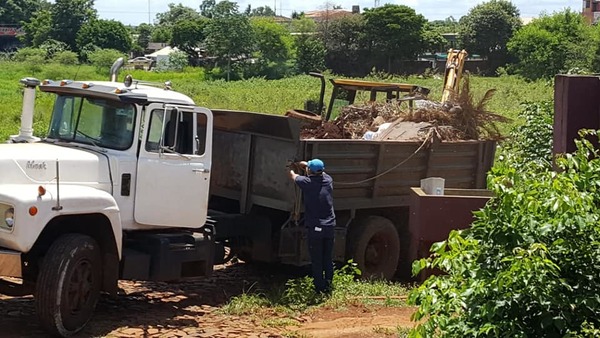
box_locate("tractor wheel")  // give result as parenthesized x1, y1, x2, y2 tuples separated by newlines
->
(35, 234, 102, 337)
(347, 216, 400, 280)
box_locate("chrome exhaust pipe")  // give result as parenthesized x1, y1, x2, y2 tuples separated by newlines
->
(109, 58, 124, 82)
(10, 77, 41, 143)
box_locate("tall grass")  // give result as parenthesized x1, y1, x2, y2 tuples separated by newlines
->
(0, 61, 553, 142)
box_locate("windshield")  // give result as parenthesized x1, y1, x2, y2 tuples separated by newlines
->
(47, 95, 136, 150)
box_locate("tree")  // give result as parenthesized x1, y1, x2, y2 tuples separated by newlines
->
(204, 2, 254, 80)
(251, 17, 292, 62)
(76, 19, 132, 53)
(200, 0, 216, 18)
(50, 0, 97, 51)
(20, 9, 52, 47)
(135, 23, 154, 51)
(320, 14, 366, 71)
(151, 26, 172, 43)
(422, 25, 447, 54)
(429, 16, 459, 34)
(458, 0, 521, 72)
(0, 0, 48, 25)
(507, 10, 597, 80)
(155, 3, 201, 26)
(249, 6, 276, 17)
(363, 4, 427, 71)
(295, 35, 326, 73)
(171, 18, 209, 61)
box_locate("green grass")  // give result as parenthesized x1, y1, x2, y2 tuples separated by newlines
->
(0, 61, 554, 142)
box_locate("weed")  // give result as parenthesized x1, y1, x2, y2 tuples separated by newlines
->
(219, 293, 270, 316)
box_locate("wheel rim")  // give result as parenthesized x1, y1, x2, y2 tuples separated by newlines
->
(364, 232, 390, 272)
(66, 259, 94, 315)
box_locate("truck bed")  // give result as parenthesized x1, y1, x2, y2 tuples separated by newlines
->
(209, 110, 496, 214)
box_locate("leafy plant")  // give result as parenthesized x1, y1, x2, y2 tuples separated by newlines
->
(409, 127, 600, 337)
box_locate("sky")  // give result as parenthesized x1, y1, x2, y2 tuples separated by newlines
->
(95, 0, 582, 25)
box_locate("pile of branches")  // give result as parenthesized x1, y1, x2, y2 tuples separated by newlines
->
(300, 75, 510, 141)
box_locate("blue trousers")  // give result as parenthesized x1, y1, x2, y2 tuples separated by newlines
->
(308, 236, 334, 293)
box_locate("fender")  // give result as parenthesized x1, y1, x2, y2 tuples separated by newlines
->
(0, 184, 122, 257)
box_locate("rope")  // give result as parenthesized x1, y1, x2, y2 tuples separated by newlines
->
(334, 129, 434, 186)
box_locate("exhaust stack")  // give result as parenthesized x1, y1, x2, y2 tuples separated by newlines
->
(10, 77, 41, 143)
(109, 58, 124, 82)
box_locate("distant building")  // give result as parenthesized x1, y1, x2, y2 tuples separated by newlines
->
(304, 5, 360, 22)
(583, 0, 600, 24)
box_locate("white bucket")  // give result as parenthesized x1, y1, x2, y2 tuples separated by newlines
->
(421, 177, 445, 195)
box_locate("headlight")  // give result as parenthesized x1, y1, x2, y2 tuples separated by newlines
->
(0, 204, 15, 230)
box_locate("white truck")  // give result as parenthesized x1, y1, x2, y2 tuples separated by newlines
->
(0, 59, 216, 336)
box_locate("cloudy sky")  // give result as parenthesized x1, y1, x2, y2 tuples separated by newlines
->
(95, 0, 581, 25)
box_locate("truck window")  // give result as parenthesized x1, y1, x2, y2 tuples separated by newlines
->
(145, 108, 194, 155)
(48, 95, 135, 150)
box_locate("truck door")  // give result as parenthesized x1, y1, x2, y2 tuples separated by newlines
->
(135, 104, 213, 228)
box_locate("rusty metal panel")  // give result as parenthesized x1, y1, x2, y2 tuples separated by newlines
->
(554, 75, 600, 155)
(408, 187, 493, 280)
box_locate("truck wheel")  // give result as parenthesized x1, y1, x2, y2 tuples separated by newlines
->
(347, 216, 400, 280)
(35, 234, 102, 337)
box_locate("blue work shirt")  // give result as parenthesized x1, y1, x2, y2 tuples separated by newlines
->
(294, 172, 336, 238)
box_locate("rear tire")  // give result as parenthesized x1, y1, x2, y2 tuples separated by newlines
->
(347, 216, 400, 280)
(35, 234, 102, 337)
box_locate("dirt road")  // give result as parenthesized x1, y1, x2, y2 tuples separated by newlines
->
(0, 263, 416, 338)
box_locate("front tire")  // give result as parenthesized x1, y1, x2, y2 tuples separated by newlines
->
(347, 216, 400, 280)
(35, 234, 102, 337)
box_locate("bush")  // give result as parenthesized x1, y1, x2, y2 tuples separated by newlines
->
(409, 101, 600, 337)
(53, 51, 79, 65)
(87, 48, 126, 74)
(13, 47, 46, 62)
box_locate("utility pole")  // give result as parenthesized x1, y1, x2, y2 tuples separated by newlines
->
(148, 0, 151, 24)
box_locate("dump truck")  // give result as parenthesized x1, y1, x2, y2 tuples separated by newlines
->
(0, 59, 496, 336)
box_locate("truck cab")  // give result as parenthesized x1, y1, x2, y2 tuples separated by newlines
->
(0, 62, 215, 336)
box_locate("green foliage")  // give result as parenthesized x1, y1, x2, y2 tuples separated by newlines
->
(151, 26, 172, 43)
(87, 49, 126, 74)
(363, 4, 427, 68)
(459, 0, 521, 72)
(76, 19, 132, 53)
(0, 0, 47, 25)
(220, 293, 270, 315)
(498, 101, 554, 170)
(39, 39, 69, 59)
(205, 9, 254, 64)
(320, 14, 366, 67)
(52, 50, 79, 65)
(49, 0, 97, 51)
(171, 18, 209, 60)
(294, 36, 326, 73)
(409, 106, 600, 337)
(135, 23, 153, 51)
(251, 17, 293, 63)
(20, 8, 52, 47)
(12, 47, 46, 62)
(155, 3, 201, 26)
(508, 10, 597, 80)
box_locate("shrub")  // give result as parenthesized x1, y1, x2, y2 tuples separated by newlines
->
(409, 100, 600, 337)
(13, 47, 46, 62)
(87, 48, 126, 74)
(53, 51, 79, 65)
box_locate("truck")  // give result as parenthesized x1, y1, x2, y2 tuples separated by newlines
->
(0, 59, 496, 336)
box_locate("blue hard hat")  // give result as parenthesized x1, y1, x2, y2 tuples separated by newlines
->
(307, 159, 325, 172)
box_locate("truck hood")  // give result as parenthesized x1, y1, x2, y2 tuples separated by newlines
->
(0, 142, 111, 188)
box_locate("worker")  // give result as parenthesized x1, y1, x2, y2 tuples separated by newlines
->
(288, 159, 336, 294)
